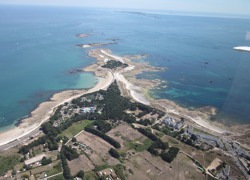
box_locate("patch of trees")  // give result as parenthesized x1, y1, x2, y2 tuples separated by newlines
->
(60, 145, 72, 180)
(147, 140, 169, 156)
(161, 147, 180, 163)
(181, 135, 196, 147)
(136, 103, 153, 113)
(62, 145, 79, 161)
(135, 103, 165, 119)
(138, 127, 179, 163)
(101, 60, 128, 69)
(49, 105, 63, 122)
(137, 128, 159, 141)
(138, 119, 153, 126)
(76, 170, 85, 179)
(85, 126, 121, 148)
(109, 148, 120, 159)
(94, 120, 112, 133)
(41, 156, 52, 166)
(100, 82, 132, 121)
(0, 155, 20, 176)
(73, 81, 136, 124)
(19, 136, 47, 154)
(152, 125, 184, 138)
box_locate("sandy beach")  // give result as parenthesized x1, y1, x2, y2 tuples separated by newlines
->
(0, 64, 113, 147)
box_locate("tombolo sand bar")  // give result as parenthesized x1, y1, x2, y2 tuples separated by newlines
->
(0, 48, 228, 149)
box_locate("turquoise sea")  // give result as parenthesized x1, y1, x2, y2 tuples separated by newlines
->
(0, 5, 250, 130)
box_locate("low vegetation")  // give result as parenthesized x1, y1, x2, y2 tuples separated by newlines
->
(85, 126, 121, 148)
(125, 139, 152, 152)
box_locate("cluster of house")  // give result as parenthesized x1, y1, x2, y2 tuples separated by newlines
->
(232, 141, 250, 160)
(81, 106, 96, 113)
(187, 126, 224, 149)
(230, 141, 250, 176)
(97, 168, 120, 180)
(162, 117, 183, 130)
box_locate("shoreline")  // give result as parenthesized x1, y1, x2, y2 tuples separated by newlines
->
(0, 61, 114, 146)
(87, 49, 230, 134)
(0, 48, 246, 148)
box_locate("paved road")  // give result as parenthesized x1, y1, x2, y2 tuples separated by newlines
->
(0, 127, 41, 151)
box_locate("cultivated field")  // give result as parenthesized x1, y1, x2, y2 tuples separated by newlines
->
(161, 134, 245, 179)
(107, 123, 147, 148)
(68, 154, 95, 176)
(125, 151, 163, 180)
(157, 152, 205, 180)
(76, 131, 120, 167)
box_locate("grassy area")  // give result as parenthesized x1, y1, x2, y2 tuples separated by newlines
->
(113, 164, 126, 180)
(124, 138, 152, 152)
(93, 164, 110, 172)
(0, 154, 20, 175)
(155, 131, 165, 138)
(61, 120, 93, 139)
(193, 127, 214, 136)
(47, 162, 62, 176)
(83, 171, 99, 180)
(167, 137, 180, 145)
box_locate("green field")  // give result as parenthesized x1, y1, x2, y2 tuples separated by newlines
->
(47, 162, 62, 176)
(61, 120, 93, 139)
(124, 138, 152, 152)
(83, 171, 99, 180)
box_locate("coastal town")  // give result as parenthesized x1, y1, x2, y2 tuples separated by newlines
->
(0, 40, 250, 180)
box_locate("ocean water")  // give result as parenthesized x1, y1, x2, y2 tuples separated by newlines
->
(0, 5, 250, 130)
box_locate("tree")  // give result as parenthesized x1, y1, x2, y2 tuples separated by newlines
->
(109, 148, 120, 159)
(41, 156, 52, 166)
(76, 170, 85, 178)
(190, 134, 198, 141)
(72, 137, 77, 142)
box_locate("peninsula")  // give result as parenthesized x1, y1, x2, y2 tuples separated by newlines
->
(0, 47, 250, 180)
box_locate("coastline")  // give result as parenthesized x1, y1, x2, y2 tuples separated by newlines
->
(0, 60, 114, 146)
(87, 49, 229, 134)
(0, 48, 237, 148)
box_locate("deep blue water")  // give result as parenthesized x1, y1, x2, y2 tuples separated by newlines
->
(0, 5, 250, 130)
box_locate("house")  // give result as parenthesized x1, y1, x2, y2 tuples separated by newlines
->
(187, 126, 224, 148)
(24, 153, 46, 166)
(163, 117, 183, 130)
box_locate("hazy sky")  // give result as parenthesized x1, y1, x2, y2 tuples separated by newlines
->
(1, 0, 250, 15)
